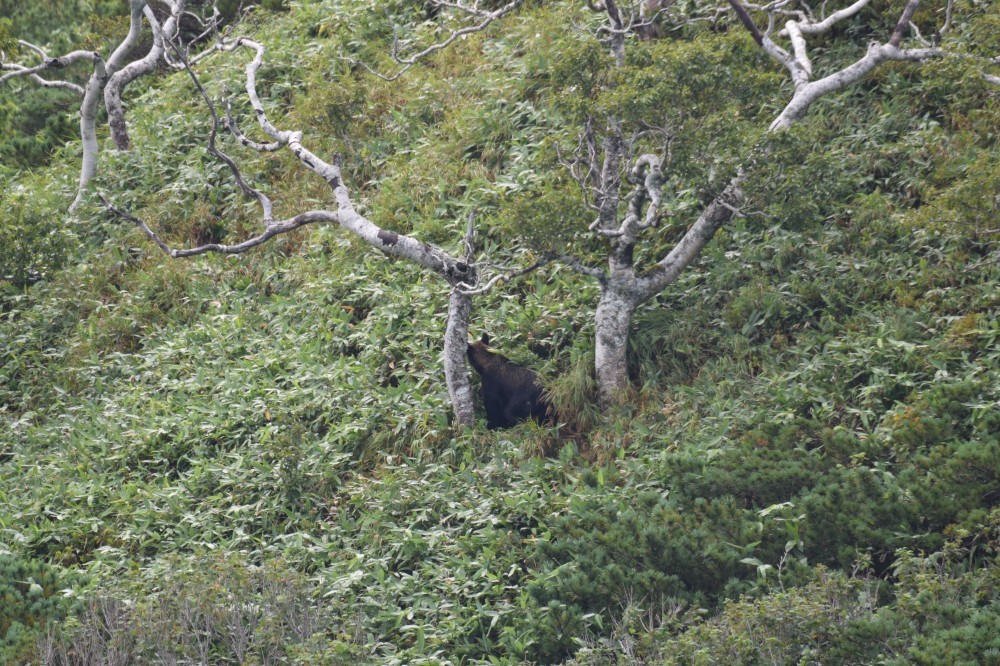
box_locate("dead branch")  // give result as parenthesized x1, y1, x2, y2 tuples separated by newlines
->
(103, 196, 336, 257)
(169, 38, 274, 221)
(344, 0, 524, 82)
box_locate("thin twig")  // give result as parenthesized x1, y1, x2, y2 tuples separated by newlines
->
(344, 0, 523, 82)
(168, 39, 274, 221)
(457, 258, 547, 295)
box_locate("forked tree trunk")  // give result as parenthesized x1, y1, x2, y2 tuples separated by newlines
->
(576, 0, 956, 410)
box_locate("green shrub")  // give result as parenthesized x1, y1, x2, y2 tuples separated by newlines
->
(0, 191, 79, 289)
(39, 553, 364, 665)
(525, 485, 757, 662)
(657, 568, 878, 666)
(0, 555, 88, 664)
(650, 513, 1000, 666)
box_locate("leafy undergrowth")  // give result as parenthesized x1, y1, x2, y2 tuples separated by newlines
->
(1, 0, 999, 664)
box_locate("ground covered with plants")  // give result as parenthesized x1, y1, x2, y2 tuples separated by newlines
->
(1, 0, 998, 664)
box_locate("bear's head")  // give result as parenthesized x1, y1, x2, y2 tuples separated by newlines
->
(467, 333, 496, 370)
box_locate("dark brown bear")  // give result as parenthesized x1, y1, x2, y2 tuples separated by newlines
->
(467, 334, 550, 430)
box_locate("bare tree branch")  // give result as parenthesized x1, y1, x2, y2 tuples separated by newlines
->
(345, 0, 524, 82)
(555, 253, 608, 282)
(625, 154, 663, 231)
(223, 98, 284, 151)
(103, 196, 336, 257)
(780, 0, 869, 35)
(889, 0, 923, 48)
(636, 171, 745, 297)
(457, 258, 547, 295)
(941, 0, 955, 35)
(462, 209, 476, 264)
(170, 38, 274, 221)
(0, 48, 97, 89)
(726, 0, 764, 45)
(908, 20, 932, 48)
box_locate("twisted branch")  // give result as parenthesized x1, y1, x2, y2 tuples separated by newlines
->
(345, 0, 524, 82)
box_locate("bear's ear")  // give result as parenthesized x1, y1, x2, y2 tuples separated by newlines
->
(480, 333, 491, 346)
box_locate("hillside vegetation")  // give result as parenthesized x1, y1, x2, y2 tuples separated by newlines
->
(1, 0, 999, 664)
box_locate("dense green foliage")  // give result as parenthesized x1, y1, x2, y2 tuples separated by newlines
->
(1, 0, 998, 663)
(0, 555, 88, 664)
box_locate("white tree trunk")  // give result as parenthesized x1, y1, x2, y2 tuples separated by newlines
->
(594, 286, 637, 407)
(70, 54, 107, 212)
(70, 0, 147, 211)
(444, 288, 476, 428)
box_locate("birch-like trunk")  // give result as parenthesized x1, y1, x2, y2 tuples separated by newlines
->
(3, 0, 181, 210)
(71, 55, 107, 212)
(106, 3, 185, 150)
(587, 174, 744, 406)
(594, 286, 638, 407)
(70, 0, 147, 211)
(444, 288, 476, 428)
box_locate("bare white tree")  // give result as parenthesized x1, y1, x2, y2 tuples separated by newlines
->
(554, 0, 991, 406)
(5, 0, 530, 428)
(101, 2, 528, 429)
